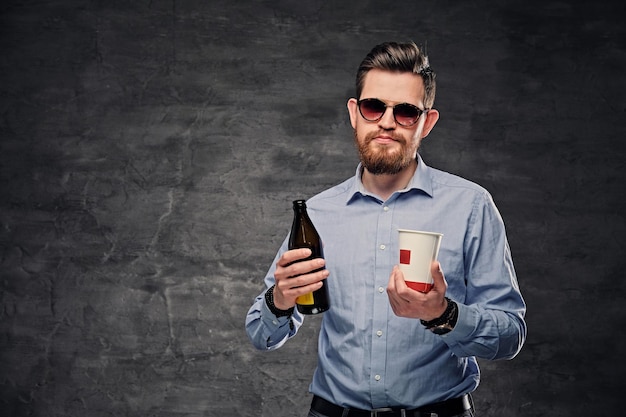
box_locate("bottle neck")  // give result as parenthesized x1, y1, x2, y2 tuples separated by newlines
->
(292, 200, 307, 214)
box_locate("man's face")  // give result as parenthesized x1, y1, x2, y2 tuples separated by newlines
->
(348, 69, 434, 175)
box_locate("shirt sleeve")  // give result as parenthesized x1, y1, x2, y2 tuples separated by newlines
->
(244, 239, 304, 350)
(441, 191, 527, 360)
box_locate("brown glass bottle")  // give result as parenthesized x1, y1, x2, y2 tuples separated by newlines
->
(288, 200, 330, 315)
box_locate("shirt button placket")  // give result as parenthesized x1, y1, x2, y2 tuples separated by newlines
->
(370, 202, 393, 405)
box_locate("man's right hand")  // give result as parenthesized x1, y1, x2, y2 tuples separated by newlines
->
(272, 248, 329, 310)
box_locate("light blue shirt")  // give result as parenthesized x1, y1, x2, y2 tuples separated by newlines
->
(245, 154, 526, 409)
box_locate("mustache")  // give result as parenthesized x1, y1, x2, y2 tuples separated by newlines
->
(364, 130, 407, 143)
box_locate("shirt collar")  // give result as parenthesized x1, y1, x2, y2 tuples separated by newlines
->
(346, 153, 434, 204)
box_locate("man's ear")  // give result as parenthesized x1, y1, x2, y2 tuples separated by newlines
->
(421, 109, 440, 138)
(347, 98, 359, 129)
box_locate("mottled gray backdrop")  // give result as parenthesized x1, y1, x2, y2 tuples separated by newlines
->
(1, 1, 624, 416)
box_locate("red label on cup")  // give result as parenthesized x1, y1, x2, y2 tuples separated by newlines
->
(400, 249, 411, 264)
(406, 281, 433, 293)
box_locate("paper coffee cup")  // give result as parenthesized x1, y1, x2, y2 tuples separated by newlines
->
(398, 229, 443, 292)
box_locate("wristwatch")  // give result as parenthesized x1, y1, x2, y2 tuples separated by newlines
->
(265, 285, 294, 317)
(420, 297, 458, 335)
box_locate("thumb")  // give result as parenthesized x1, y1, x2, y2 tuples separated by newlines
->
(430, 261, 447, 291)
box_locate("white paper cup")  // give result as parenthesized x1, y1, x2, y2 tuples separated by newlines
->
(398, 229, 443, 292)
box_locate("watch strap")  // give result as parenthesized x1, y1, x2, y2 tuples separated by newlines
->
(420, 297, 458, 331)
(265, 284, 294, 318)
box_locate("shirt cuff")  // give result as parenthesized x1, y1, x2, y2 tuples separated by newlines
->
(260, 298, 295, 348)
(441, 302, 477, 340)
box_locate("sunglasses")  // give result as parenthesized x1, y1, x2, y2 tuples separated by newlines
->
(357, 98, 427, 127)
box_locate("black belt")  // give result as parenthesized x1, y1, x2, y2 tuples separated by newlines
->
(311, 394, 472, 417)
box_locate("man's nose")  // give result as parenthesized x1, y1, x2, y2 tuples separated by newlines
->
(378, 106, 396, 129)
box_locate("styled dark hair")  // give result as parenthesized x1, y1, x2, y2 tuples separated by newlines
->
(356, 41, 436, 109)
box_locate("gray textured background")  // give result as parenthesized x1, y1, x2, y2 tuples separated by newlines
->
(1, 1, 625, 416)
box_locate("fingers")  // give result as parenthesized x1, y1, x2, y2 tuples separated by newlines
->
(387, 263, 448, 320)
(276, 250, 326, 279)
(272, 271, 326, 310)
(273, 267, 328, 310)
(276, 248, 313, 267)
(277, 258, 327, 288)
(272, 249, 329, 309)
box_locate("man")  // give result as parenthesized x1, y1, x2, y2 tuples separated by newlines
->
(245, 41, 526, 417)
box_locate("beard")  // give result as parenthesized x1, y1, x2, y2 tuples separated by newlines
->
(353, 129, 418, 175)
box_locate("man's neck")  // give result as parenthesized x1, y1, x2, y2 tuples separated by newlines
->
(361, 159, 418, 201)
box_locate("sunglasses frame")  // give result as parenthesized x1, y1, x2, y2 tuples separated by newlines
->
(357, 98, 427, 127)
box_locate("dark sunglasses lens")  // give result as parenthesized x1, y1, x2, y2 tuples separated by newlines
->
(394, 104, 420, 126)
(359, 99, 386, 121)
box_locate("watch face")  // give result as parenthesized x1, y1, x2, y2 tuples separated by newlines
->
(432, 325, 452, 335)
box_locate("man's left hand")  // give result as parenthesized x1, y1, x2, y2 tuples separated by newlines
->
(387, 261, 448, 320)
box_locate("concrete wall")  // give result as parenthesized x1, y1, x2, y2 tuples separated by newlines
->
(1, 1, 624, 416)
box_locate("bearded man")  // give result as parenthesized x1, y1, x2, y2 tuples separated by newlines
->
(246, 41, 527, 417)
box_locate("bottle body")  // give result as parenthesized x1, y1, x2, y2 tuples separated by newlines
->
(288, 200, 330, 315)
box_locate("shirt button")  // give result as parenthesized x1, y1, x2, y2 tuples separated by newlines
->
(383, 206, 389, 212)
(378, 286, 385, 293)
(376, 330, 383, 337)
(375, 375, 381, 381)
(379, 244, 386, 250)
